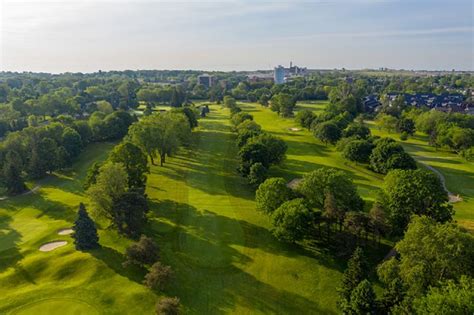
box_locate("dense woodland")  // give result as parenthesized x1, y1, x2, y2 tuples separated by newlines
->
(0, 70, 473, 314)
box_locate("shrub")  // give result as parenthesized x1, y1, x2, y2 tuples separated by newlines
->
(144, 262, 173, 290)
(123, 235, 159, 267)
(156, 297, 180, 315)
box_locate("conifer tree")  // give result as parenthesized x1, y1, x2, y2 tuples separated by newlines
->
(73, 203, 99, 250)
(349, 280, 377, 315)
(338, 247, 369, 304)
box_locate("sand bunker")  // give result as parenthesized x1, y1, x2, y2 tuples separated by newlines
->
(449, 194, 463, 203)
(289, 127, 301, 132)
(58, 228, 74, 235)
(39, 241, 68, 252)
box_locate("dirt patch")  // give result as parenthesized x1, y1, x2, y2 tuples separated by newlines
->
(39, 241, 68, 252)
(58, 228, 74, 235)
(287, 178, 302, 190)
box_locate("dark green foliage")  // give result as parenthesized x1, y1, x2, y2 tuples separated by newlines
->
(83, 162, 102, 190)
(298, 167, 364, 212)
(156, 297, 180, 315)
(2, 150, 26, 195)
(73, 203, 99, 251)
(342, 140, 374, 163)
(380, 277, 406, 313)
(383, 169, 454, 234)
(112, 190, 149, 238)
(235, 120, 262, 147)
(172, 107, 198, 129)
(271, 198, 314, 242)
(344, 211, 371, 239)
(397, 118, 415, 135)
(144, 262, 173, 290)
(238, 141, 269, 175)
(248, 163, 267, 188)
(413, 276, 474, 315)
(349, 280, 377, 315)
(28, 137, 59, 178)
(109, 142, 149, 189)
(313, 121, 342, 145)
(123, 235, 159, 267)
(231, 112, 253, 127)
(369, 137, 416, 174)
(255, 177, 294, 214)
(61, 127, 83, 162)
(338, 247, 369, 303)
(246, 133, 287, 165)
(270, 93, 296, 117)
(103, 111, 135, 140)
(343, 123, 371, 139)
(295, 109, 315, 130)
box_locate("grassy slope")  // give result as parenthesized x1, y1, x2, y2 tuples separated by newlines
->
(0, 142, 159, 314)
(147, 105, 343, 314)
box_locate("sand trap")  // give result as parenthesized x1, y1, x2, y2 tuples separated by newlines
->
(449, 194, 463, 203)
(39, 241, 68, 252)
(58, 228, 74, 235)
(289, 127, 301, 132)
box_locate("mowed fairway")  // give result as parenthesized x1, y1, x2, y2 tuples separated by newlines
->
(147, 105, 343, 314)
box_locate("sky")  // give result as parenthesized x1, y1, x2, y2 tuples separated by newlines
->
(0, 0, 473, 73)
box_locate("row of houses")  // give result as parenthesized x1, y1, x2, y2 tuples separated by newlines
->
(363, 93, 473, 115)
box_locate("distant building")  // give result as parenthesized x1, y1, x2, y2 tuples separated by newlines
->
(363, 95, 381, 112)
(247, 73, 274, 83)
(274, 66, 286, 84)
(274, 62, 308, 84)
(198, 74, 216, 88)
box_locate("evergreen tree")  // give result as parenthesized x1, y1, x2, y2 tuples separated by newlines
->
(73, 203, 99, 250)
(338, 247, 369, 304)
(2, 150, 26, 195)
(349, 280, 377, 315)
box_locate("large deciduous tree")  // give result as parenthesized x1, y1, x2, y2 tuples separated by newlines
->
(255, 177, 294, 214)
(109, 142, 149, 189)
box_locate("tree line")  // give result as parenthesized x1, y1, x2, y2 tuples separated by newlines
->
(224, 96, 287, 188)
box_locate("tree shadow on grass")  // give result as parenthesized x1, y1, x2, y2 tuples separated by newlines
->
(0, 213, 23, 273)
(90, 246, 147, 285)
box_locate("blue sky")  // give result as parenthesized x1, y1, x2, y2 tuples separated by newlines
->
(0, 0, 472, 72)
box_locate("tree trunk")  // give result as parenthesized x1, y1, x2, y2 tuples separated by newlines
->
(150, 154, 155, 165)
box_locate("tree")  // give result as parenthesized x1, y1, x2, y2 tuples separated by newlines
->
(109, 142, 149, 189)
(369, 138, 416, 174)
(238, 141, 270, 176)
(28, 137, 59, 178)
(377, 114, 398, 133)
(369, 202, 389, 242)
(87, 162, 128, 220)
(223, 96, 237, 109)
(271, 198, 313, 242)
(83, 162, 101, 189)
(144, 262, 173, 290)
(323, 192, 345, 231)
(342, 140, 374, 164)
(382, 169, 454, 234)
(397, 118, 415, 135)
(235, 120, 262, 147)
(413, 276, 474, 315)
(255, 177, 294, 214)
(343, 123, 371, 139)
(247, 162, 267, 188)
(270, 93, 295, 117)
(123, 235, 160, 267)
(61, 127, 83, 162)
(394, 216, 473, 295)
(231, 112, 253, 127)
(96, 100, 114, 114)
(72, 203, 99, 250)
(295, 110, 315, 130)
(2, 150, 26, 195)
(349, 280, 377, 315)
(313, 121, 341, 145)
(112, 190, 148, 238)
(297, 167, 364, 212)
(156, 297, 180, 315)
(246, 133, 287, 165)
(338, 247, 369, 302)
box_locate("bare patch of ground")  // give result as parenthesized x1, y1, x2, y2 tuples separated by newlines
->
(58, 228, 74, 235)
(287, 178, 302, 190)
